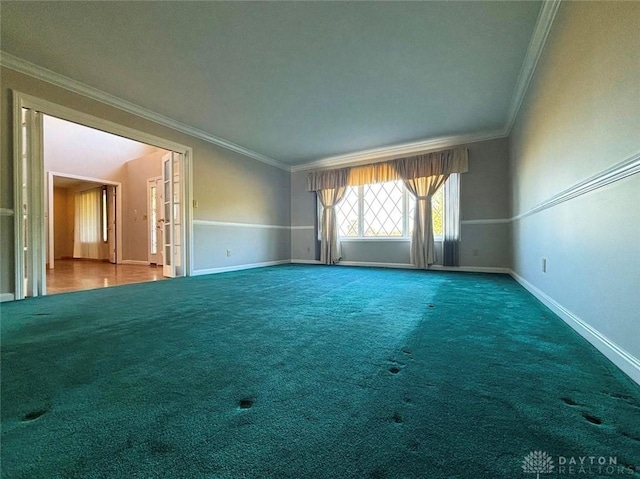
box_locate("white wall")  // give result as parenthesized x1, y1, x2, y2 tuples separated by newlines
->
(290, 137, 511, 269)
(509, 2, 640, 381)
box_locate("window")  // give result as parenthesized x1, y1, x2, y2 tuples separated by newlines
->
(336, 180, 444, 239)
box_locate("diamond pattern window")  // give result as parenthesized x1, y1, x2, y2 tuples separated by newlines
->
(338, 180, 445, 239)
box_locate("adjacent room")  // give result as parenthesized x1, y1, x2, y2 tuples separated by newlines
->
(0, 1, 638, 478)
(43, 115, 171, 294)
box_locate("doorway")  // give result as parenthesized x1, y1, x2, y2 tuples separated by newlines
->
(13, 91, 193, 299)
(47, 172, 122, 270)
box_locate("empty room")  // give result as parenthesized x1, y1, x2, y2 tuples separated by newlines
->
(0, 1, 638, 478)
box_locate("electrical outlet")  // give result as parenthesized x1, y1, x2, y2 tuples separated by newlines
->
(193, 199, 199, 208)
(226, 249, 232, 257)
(472, 249, 479, 257)
(542, 258, 547, 273)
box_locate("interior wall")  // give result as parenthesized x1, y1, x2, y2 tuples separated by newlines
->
(290, 137, 511, 268)
(509, 1, 640, 368)
(53, 187, 74, 259)
(0, 67, 292, 295)
(123, 151, 165, 262)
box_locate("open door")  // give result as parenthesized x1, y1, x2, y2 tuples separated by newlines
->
(15, 107, 46, 299)
(161, 152, 183, 278)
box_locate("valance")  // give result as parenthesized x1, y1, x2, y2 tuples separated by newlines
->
(395, 147, 468, 180)
(306, 147, 468, 191)
(306, 167, 350, 191)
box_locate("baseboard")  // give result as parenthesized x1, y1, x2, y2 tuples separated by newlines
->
(192, 259, 290, 276)
(120, 260, 150, 266)
(291, 260, 510, 274)
(0, 293, 15, 302)
(509, 269, 640, 386)
(430, 265, 511, 274)
(338, 261, 416, 269)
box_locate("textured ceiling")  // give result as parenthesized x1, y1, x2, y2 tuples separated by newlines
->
(1, 1, 542, 166)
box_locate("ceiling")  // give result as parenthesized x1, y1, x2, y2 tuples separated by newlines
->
(1, 1, 543, 167)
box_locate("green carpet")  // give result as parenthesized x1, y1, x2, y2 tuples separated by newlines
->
(1, 265, 639, 478)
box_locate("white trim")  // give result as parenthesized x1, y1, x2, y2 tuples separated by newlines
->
(0, 208, 14, 216)
(0, 53, 289, 172)
(193, 219, 291, 230)
(0, 293, 15, 302)
(14, 91, 191, 155)
(505, 1, 562, 133)
(513, 152, 640, 221)
(290, 259, 322, 265)
(120, 260, 150, 266)
(461, 218, 511, 225)
(292, 260, 509, 274)
(291, 129, 507, 172)
(430, 265, 510, 274)
(338, 261, 416, 269)
(509, 270, 640, 385)
(192, 259, 289, 276)
(290, 225, 314, 230)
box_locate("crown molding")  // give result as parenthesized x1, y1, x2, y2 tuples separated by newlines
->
(504, 0, 562, 134)
(290, 128, 508, 172)
(0, 52, 290, 171)
(2, 0, 561, 176)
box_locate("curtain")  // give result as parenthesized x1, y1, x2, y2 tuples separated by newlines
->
(317, 187, 347, 264)
(73, 187, 105, 260)
(396, 148, 468, 268)
(442, 173, 461, 266)
(401, 175, 448, 268)
(306, 147, 469, 267)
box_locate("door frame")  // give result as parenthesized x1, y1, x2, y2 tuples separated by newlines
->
(47, 172, 122, 269)
(13, 90, 194, 299)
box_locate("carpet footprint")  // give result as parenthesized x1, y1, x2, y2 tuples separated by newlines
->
(22, 409, 49, 422)
(582, 412, 603, 425)
(401, 348, 414, 360)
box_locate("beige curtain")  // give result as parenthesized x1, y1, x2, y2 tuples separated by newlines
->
(396, 147, 468, 268)
(317, 187, 347, 264)
(306, 147, 468, 267)
(73, 187, 106, 260)
(403, 175, 449, 268)
(307, 168, 351, 264)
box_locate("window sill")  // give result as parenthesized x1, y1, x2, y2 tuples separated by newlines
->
(339, 237, 444, 242)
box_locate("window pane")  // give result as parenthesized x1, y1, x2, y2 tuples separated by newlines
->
(363, 181, 404, 237)
(336, 186, 359, 237)
(431, 185, 444, 237)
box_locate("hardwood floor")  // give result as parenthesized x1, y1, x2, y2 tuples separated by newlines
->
(46, 259, 166, 295)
